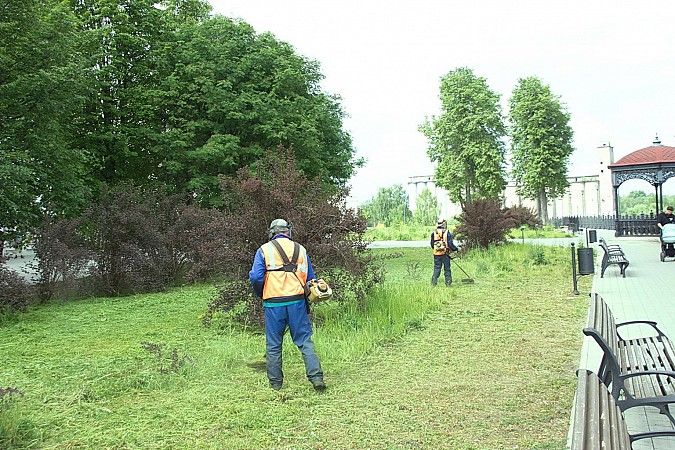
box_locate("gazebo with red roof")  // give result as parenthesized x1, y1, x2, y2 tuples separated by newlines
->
(608, 136, 675, 235)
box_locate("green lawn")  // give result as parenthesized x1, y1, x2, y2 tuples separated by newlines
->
(0, 244, 590, 449)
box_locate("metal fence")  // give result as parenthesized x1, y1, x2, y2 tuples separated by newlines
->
(550, 213, 660, 237)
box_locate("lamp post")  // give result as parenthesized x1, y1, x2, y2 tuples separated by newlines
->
(520, 226, 525, 244)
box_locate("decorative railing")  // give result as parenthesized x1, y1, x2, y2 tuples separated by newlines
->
(551, 214, 660, 237)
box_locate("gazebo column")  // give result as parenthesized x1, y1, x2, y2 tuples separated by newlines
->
(614, 185, 620, 237)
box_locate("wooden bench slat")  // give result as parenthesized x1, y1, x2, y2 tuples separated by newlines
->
(570, 370, 675, 449)
(570, 370, 633, 450)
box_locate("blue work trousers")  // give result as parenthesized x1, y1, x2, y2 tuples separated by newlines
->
(432, 253, 452, 286)
(264, 301, 323, 387)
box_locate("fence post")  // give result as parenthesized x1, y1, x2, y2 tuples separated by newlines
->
(571, 242, 579, 295)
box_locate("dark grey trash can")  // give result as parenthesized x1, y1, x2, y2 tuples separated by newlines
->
(588, 229, 597, 244)
(577, 248, 595, 275)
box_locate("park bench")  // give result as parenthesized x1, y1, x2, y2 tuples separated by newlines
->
(569, 369, 675, 449)
(583, 293, 675, 424)
(598, 237, 629, 278)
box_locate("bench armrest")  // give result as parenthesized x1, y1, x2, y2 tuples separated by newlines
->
(621, 369, 675, 381)
(615, 320, 667, 339)
(631, 430, 675, 443)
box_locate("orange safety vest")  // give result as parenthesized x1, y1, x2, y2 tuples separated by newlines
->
(260, 238, 309, 301)
(432, 229, 448, 256)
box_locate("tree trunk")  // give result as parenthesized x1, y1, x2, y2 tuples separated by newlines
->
(464, 179, 471, 208)
(539, 190, 549, 225)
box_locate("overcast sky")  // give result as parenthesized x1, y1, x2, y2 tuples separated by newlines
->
(210, 0, 675, 204)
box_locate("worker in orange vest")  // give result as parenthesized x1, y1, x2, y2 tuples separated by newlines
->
(249, 219, 325, 391)
(430, 219, 459, 286)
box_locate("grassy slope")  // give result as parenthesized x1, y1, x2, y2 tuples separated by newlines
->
(0, 245, 590, 449)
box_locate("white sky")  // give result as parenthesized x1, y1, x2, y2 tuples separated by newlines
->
(210, 0, 675, 205)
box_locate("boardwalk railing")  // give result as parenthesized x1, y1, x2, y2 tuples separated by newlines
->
(551, 214, 660, 237)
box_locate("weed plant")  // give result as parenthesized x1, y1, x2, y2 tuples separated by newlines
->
(0, 244, 589, 449)
(0, 387, 33, 448)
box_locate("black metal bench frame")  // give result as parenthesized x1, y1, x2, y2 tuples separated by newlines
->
(570, 370, 675, 449)
(598, 238, 629, 278)
(584, 293, 675, 424)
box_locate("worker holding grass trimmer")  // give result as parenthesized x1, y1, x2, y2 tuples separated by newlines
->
(249, 219, 326, 392)
(430, 219, 459, 286)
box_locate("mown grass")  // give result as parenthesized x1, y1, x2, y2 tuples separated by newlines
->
(0, 244, 590, 449)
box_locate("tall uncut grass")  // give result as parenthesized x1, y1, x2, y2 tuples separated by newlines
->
(364, 223, 572, 241)
(364, 224, 436, 241)
(0, 243, 589, 449)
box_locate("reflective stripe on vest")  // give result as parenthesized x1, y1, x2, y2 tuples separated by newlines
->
(260, 238, 308, 301)
(433, 229, 448, 256)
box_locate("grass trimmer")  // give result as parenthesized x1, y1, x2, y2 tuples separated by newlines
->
(450, 255, 475, 284)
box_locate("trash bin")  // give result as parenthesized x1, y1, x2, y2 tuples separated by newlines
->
(577, 247, 595, 275)
(588, 229, 597, 244)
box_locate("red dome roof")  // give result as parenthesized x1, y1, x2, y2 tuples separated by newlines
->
(609, 145, 675, 168)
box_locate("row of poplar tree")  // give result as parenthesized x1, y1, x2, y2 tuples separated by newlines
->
(0, 0, 360, 243)
(419, 67, 575, 223)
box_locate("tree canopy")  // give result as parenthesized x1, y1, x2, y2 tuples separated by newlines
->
(508, 76, 574, 222)
(414, 188, 440, 225)
(419, 67, 507, 209)
(0, 0, 89, 242)
(0, 0, 359, 238)
(360, 184, 412, 227)
(152, 16, 358, 206)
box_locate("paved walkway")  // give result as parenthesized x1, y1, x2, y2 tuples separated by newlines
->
(576, 229, 675, 450)
(2, 247, 37, 282)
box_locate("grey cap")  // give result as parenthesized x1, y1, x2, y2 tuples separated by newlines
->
(269, 219, 289, 230)
(268, 219, 291, 238)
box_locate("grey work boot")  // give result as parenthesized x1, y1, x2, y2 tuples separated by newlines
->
(311, 379, 326, 391)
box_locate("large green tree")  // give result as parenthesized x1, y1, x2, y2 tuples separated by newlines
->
(419, 67, 507, 209)
(361, 184, 411, 227)
(414, 188, 440, 225)
(508, 76, 574, 223)
(70, 1, 358, 206)
(0, 0, 89, 243)
(155, 16, 358, 206)
(71, 0, 189, 190)
(1, 0, 360, 242)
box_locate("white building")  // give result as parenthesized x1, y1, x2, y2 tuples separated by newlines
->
(408, 144, 617, 219)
